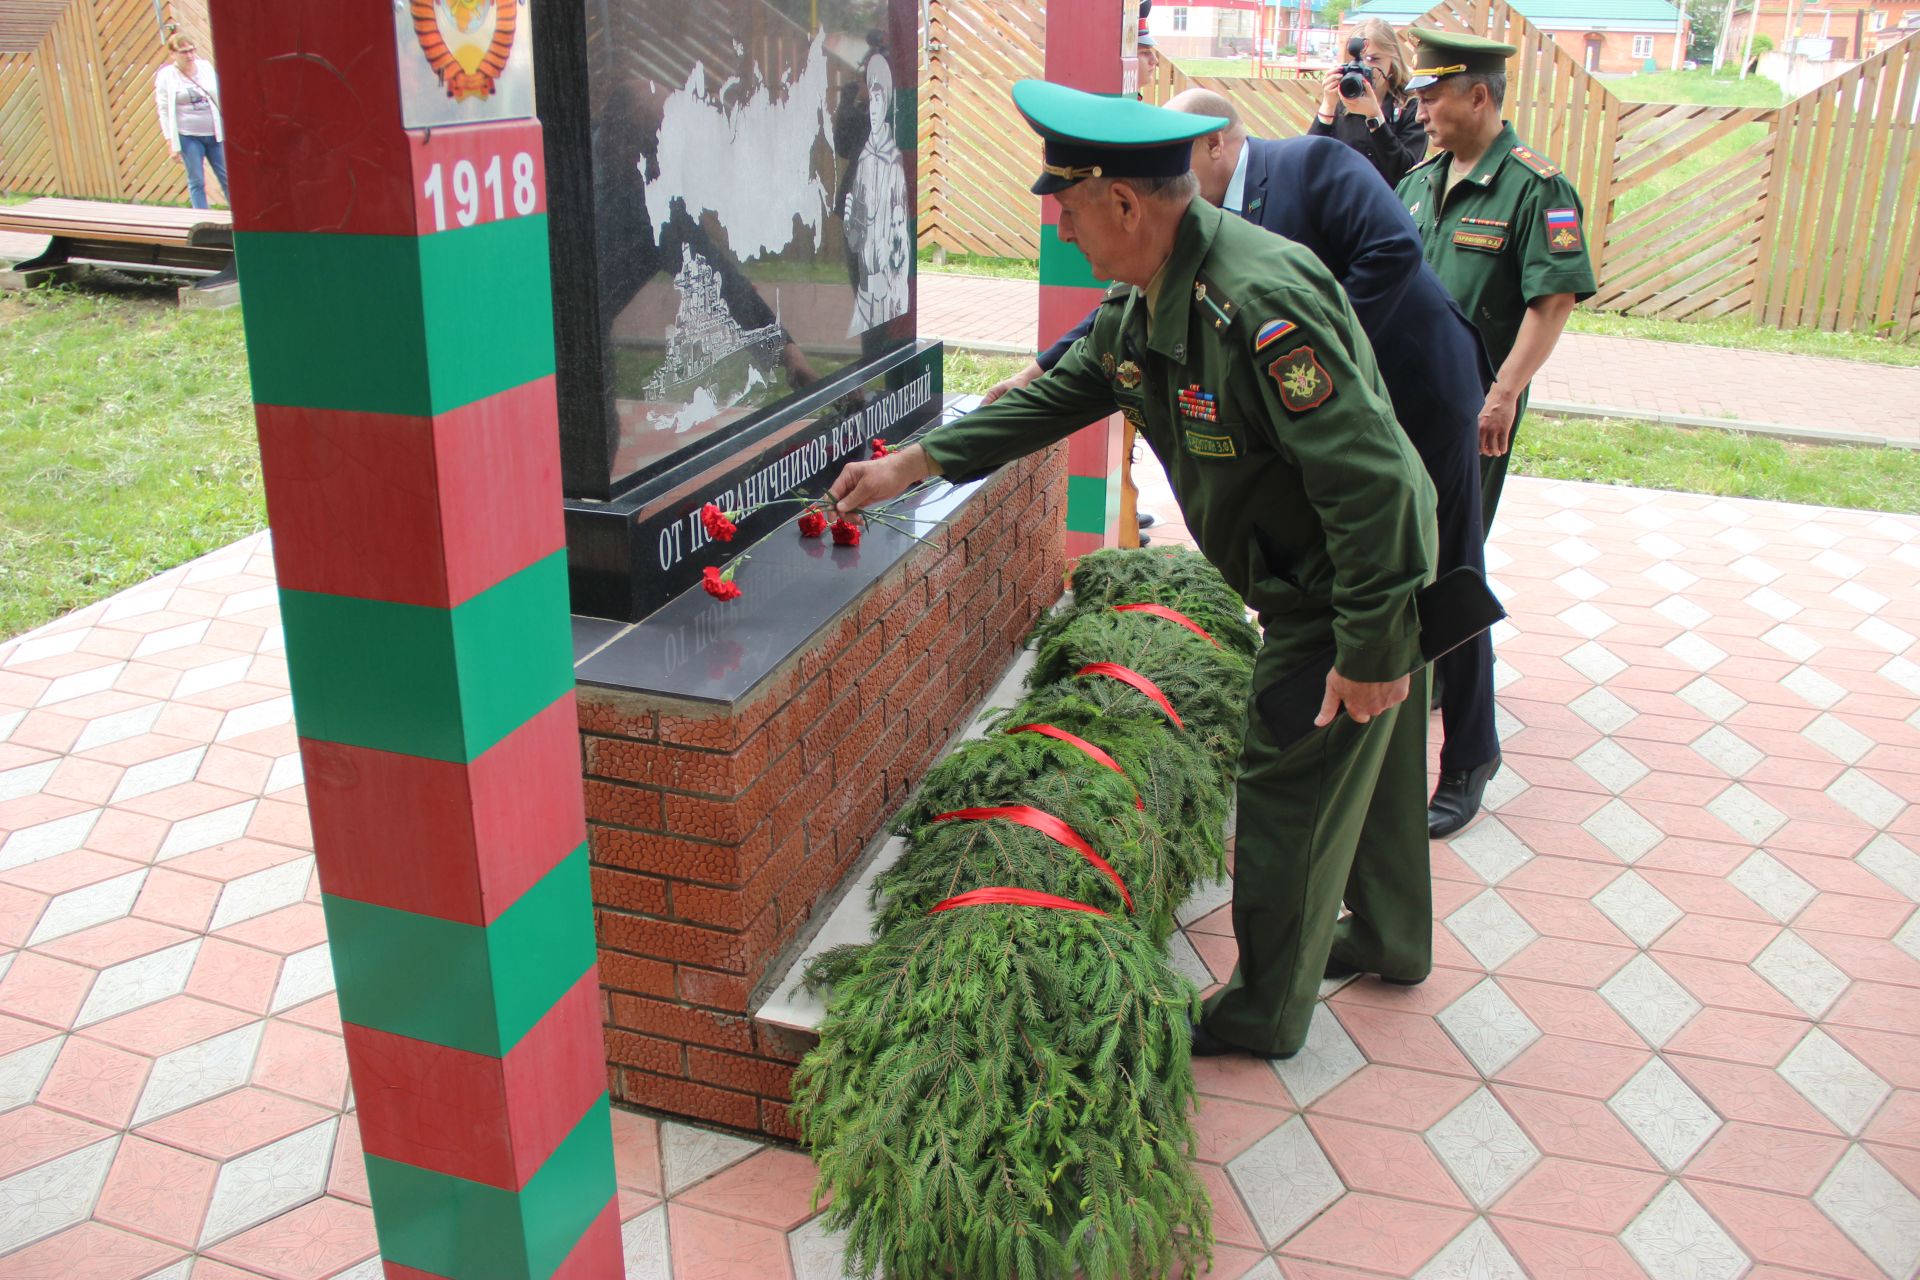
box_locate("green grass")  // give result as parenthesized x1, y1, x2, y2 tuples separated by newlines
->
(1566, 309, 1920, 365)
(936, 350, 1920, 515)
(0, 284, 263, 641)
(918, 246, 1039, 281)
(1609, 68, 1787, 106)
(942, 350, 1030, 397)
(1516, 414, 1920, 513)
(1172, 57, 1261, 78)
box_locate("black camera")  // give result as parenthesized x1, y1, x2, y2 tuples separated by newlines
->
(1337, 36, 1374, 100)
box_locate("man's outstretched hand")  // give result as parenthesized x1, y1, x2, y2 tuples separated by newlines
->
(1315, 669, 1410, 728)
(830, 444, 937, 519)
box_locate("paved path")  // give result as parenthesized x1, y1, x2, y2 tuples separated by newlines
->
(3, 476, 1920, 1277)
(921, 271, 1920, 447)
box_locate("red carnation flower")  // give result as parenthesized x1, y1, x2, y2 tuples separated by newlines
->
(830, 517, 862, 547)
(797, 510, 828, 538)
(701, 565, 742, 601)
(700, 503, 737, 543)
(870, 437, 891, 458)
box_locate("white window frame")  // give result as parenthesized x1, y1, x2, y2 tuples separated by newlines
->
(1631, 33, 1655, 58)
(1172, 7, 1189, 31)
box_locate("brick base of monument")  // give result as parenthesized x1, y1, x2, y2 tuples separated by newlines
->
(577, 449, 1070, 1139)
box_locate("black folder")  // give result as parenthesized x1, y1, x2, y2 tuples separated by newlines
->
(1253, 566, 1506, 752)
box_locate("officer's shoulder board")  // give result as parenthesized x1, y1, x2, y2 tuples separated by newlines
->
(1405, 150, 1445, 177)
(1510, 144, 1562, 179)
(1192, 272, 1238, 332)
(1101, 281, 1131, 305)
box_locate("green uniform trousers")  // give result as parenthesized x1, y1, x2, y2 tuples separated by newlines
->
(1202, 643, 1432, 1058)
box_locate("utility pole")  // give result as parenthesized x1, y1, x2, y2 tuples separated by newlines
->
(1739, 0, 1761, 77)
(1714, 0, 1740, 70)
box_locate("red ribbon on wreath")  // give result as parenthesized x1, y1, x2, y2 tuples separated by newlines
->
(1112, 603, 1220, 647)
(1074, 662, 1185, 730)
(928, 886, 1108, 916)
(1008, 723, 1145, 811)
(931, 805, 1133, 912)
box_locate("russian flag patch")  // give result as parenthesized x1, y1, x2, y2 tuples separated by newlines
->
(1545, 207, 1582, 253)
(1254, 318, 1298, 352)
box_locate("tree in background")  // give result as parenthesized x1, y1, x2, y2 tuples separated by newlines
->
(1688, 0, 1725, 62)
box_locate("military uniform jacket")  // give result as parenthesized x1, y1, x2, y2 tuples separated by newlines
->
(1394, 122, 1596, 373)
(923, 200, 1436, 682)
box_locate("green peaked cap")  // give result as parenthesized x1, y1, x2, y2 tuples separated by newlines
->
(1012, 78, 1228, 195)
(1406, 28, 1517, 91)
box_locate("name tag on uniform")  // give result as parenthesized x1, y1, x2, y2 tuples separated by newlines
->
(1184, 430, 1236, 458)
(1452, 228, 1506, 252)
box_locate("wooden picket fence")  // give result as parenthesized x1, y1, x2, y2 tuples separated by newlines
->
(0, 0, 216, 206)
(922, 0, 1920, 338)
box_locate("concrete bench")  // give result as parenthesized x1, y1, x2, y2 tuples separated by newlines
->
(0, 198, 237, 307)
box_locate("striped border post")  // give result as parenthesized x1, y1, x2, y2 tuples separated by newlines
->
(206, 4, 621, 1276)
(1043, 0, 1139, 558)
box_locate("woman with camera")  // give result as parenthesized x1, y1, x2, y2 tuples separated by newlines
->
(1309, 19, 1427, 188)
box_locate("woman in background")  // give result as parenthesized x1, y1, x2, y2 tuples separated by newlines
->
(1308, 19, 1425, 188)
(154, 35, 226, 209)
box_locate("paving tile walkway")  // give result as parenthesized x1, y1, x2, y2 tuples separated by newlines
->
(920, 272, 1920, 446)
(3, 473, 1920, 1278)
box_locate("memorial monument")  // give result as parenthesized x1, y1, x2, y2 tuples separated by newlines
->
(535, 0, 1084, 1140)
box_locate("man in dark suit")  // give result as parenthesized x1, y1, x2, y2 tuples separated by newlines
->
(986, 87, 1503, 840)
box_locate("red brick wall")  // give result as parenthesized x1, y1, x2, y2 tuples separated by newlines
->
(579, 448, 1070, 1140)
(1549, 28, 1685, 74)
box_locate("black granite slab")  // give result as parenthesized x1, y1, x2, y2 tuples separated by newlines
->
(574, 394, 986, 706)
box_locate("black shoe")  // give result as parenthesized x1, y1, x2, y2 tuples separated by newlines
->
(1137, 533, 1152, 546)
(1428, 755, 1501, 839)
(1191, 1020, 1295, 1060)
(1137, 511, 1159, 529)
(1324, 956, 1423, 987)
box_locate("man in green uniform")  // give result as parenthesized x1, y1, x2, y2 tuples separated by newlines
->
(831, 81, 1439, 1059)
(1395, 30, 1596, 534)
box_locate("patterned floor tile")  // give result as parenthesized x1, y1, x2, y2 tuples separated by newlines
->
(1816, 1144, 1920, 1278)
(1272, 1003, 1366, 1108)
(0, 1220, 181, 1280)
(1750, 933, 1849, 1026)
(1445, 892, 1539, 972)
(1281, 1192, 1473, 1275)
(1607, 1058, 1721, 1171)
(129, 1020, 264, 1127)
(668, 1203, 793, 1280)
(197, 1118, 337, 1247)
(659, 1121, 761, 1198)
(1227, 1115, 1343, 1247)
(1620, 1181, 1749, 1280)
(1775, 1028, 1891, 1137)
(92, 1135, 218, 1248)
(201, 1194, 374, 1280)
(1600, 954, 1700, 1048)
(1425, 1087, 1540, 1208)
(1491, 1157, 1664, 1235)
(1685, 1178, 1881, 1276)
(673, 1149, 821, 1232)
(0, 1135, 118, 1253)
(74, 940, 201, 1028)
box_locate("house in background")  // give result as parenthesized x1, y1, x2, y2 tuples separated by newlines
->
(1342, 0, 1690, 74)
(1147, 0, 1263, 58)
(1723, 0, 1882, 60)
(1871, 2, 1920, 54)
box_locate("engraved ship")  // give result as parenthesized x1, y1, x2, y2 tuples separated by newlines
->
(642, 244, 784, 403)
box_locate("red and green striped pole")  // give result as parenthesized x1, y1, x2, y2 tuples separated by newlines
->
(207, 4, 620, 1276)
(1043, 0, 1140, 558)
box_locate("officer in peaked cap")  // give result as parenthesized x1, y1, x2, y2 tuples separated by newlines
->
(832, 80, 1442, 1061)
(1396, 28, 1595, 541)
(1394, 27, 1595, 834)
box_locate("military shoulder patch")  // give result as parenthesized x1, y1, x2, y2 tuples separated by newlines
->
(1545, 206, 1583, 254)
(1268, 346, 1336, 415)
(1510, 144, 1562, 178)
(1253, 318, 1298, 353)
